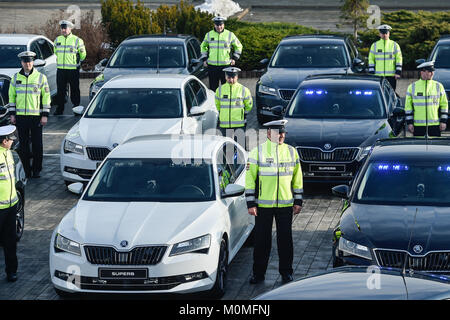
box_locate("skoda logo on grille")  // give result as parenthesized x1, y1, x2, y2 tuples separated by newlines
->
(324, 143, 332, 150)
(120, 240, 128, 248)
(413, 244, 423, 254)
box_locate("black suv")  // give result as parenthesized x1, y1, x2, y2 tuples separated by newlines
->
(282, 74, 405, 184)
(255, 35, 365, 124)
(89, 34, 207, 99)
(332, 138, 450, 274)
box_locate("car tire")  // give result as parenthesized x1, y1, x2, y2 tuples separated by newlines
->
(209, 238, 228, 299)
(15, 188, 24, 242)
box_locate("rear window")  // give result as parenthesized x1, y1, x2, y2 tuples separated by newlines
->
(271, 44, 348, 68)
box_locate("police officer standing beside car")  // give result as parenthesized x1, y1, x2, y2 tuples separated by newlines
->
(405, 61, 448, 137)
(8, 51, 51, 179)
(368, 24, 403, 90)
(54, 20, 86, 115)
(0, 125, 19, 282)
(215, 67, 253, 142)
(245, 119, 303, 285)
(200, 16, 243, 92)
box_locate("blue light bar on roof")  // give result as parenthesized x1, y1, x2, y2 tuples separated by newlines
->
(349, 90, 373, 96)
(375, 164, 409, 171)
(437, 166, 450, 172)
(304, 90, 327, 95)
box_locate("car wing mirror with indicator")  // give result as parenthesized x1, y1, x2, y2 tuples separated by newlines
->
(222, 184, 245, 198)
(68, 182, 84, 195)
(72, 106, 85, 115)
(332, 185, 349, 199)
(260, 58, 269, 67)
(190, 106, 207, 116)
(392, 107, 405, 117)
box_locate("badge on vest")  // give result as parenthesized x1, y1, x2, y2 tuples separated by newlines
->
(417, 92, 423, 96)
(224, 95, 228, 98)
(266, 158, 274, 163)
(246, 162, 250, 171)
(33, 87, 38, 93)
(16, 80, 21, 84)
(378, 49, 382, 52)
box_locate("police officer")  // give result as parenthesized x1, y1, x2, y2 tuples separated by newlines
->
(0, 125, 19, 282)
(405, 61, 448, 137)
(215, 67, 252, 142)
(368, 24, 402, 90)
(8, 51, 50, 179)
(245, 119, 303, 285)
(201, 16, 243, 92)
(54, 20, 86, 115)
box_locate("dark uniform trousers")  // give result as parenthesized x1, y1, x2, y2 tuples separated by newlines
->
(16, 115, 43, 176)
(0, 204, 18, 274)
(208, 65, 227, 92)
(56, 68, 80, 113)
(413, 125, 441, 137)
(253, 206, 293, 277)
(385, 76, 397, 91)
(219, 125, 247, 149)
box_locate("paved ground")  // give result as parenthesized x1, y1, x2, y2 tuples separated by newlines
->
(0, 76, 421, 300)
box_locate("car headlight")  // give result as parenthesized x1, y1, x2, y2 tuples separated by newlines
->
(169, 234, 211, 256)
(258, 84, 278, 96)
(64, 140, 84, 155)
(357, 146, 372, 162)
(54, 233, 82, 256)
(339, 237, 372, 260)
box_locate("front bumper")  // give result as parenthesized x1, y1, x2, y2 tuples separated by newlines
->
(300, 160, 361, 184)
(49, 234, 220, 294)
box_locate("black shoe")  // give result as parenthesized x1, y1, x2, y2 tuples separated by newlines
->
(7, 273, 17, 282)
(249, 275, 265, 284)
(281, 274, 293, 284)
(32, 172, 41, 178)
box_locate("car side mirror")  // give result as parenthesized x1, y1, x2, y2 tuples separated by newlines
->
(72, 106, 85, 115)
(100, 58, 108, 67)
(191, 58, 201, 66)
(34, 59, 46, 67)
(415, 58, 426, 65)
(260, 58, 269, 66)
(353, 58, 364, 66)
(190, 106, 207, 116)
(392, 107, 405, 117)
(0, 105, 8, 117)
(222, 184, 245, 198)
(332, 185, 349, 199)
(68, 182, 84, 195)
(271, 105, 284, 117)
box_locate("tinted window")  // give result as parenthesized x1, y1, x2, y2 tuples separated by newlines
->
(185, 83, 198, 112)
(187, 41, 197, 60)
(271, 44, 348, 68)
(0, 77, 10, 106)
(86, 88, 182, 118)
(432, 45, 450, 68)
(191, 39, 201, 57)
(37, 39, 54, 59)
(0, 45, 26, 68)
(30, 41, 43, 60)
(356, 161, 450, 205)
(108, 44, 185, 68)
(84, 158, 215, 202)
(287, 85, 385, 119)
(189, 79, 207, 106)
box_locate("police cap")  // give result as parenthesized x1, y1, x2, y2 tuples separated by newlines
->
(417, 60, 435, 72)
(59, 20, 74, 29)
(377, 24, 392, 34)
(263, 119, 288, 133)
(17, 51, 36, 62)
(212, 16, 226, 25)
(0, 125, 17, 141)
(223, 67, 241, 77)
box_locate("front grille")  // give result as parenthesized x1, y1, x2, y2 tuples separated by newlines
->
(375, 249, 450, 272)
(298, 147, 359, 162)
(279, 89, 296, 100)
(84, 246, 167, 265)
(86, 147, 111, 161)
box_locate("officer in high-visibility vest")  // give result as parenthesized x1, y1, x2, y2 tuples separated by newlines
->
(8, 51, 50, 179)
(215, 67, 252, 140)
(245, 119, 303, 285)
(54, 20, 86, 115)
(0, 125, 19, 282)
(200, 16, 243, 92)
(405, 60, 448, 137)
(368, 24, 402, 90)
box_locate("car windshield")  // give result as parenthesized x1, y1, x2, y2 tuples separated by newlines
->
(432, 45, 450, 68)
(108, 44, 185, 68)
(287, 86, 385, 119)
(84, 158, 215, 202)
(270, 44, 347, 68)
(356, 161, 450, 205)
(0, 45, 27, 68)
(85, 88, 183, 118)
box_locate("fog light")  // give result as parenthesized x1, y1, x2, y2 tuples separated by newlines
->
(144, 278, 159, 284)
(184, 272, 207, 282)
(261, 106, 272, 111)
(304, 172, 315, 177)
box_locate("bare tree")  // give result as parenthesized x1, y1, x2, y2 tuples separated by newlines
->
(340, 0, 370, 39)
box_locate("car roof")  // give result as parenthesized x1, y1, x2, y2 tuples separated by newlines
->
(107, 134, 234, 160)
(370, 138, 450, 162)
(102, 74, 194, 89)
(122, 34, 192, 45)
(280, 34, 346, 45)
(299, 74, 382, 88)
(0, 34, 45, 45)
(437, 35, 450, 44)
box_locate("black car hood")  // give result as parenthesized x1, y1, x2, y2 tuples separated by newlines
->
(433, 68, 450, 90)
(102, 67, 186, 82)
(260, 67, 348, 89)
(348, 203, 450, 254)
(285, 118, 387, 149)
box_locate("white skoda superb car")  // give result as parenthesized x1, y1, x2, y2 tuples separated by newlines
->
(50, 134, 254, 297)
(60, 74, 218, 185)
